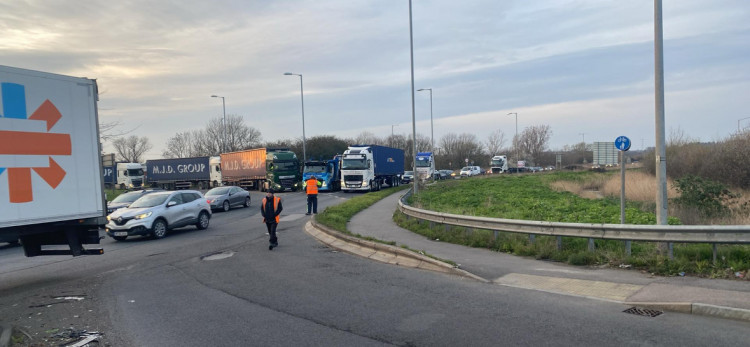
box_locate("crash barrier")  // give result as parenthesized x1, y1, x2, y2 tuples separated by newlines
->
(398, 189, 750, 262)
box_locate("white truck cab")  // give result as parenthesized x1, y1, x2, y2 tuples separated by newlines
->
(415, 152, 436, 181)
(209, 156, 222, 187)
(117, 162, 144, 189)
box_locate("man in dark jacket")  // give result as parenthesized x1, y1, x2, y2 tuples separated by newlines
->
(260, 189, 283, 250)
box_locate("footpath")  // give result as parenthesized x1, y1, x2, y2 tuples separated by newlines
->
(305, 192, 750, 323)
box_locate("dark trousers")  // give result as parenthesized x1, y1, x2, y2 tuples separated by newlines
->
(307, 194, 318, 214)
(265, 222, 278, 245)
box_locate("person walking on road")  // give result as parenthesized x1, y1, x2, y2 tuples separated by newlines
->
(305, 174, 323, 215)
(261, 189, 283, 250)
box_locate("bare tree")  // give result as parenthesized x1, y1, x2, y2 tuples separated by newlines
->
(112, 135, 152, 162)
(163, 131, 200, 158)
(439, 132, 484, 169)
(99, 120, 137, 143)
(354, 131, 383, 145)
(486, 129, 507, 156)
(518, 125, 552, 166)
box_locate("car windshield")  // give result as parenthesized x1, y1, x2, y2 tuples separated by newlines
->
(129, 194, 169, 208)
(404, 171, 414, 176)
(415, 160, 431, 167)
(206, 187, 231, 196)
(461, 167, 471, 171)
(342, 159, 368, 170)
(304, 165, 326, 173)
(111, 192, 141, 203)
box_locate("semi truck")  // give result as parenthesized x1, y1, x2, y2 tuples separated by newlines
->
(0, 65, 105, 256)
(490, 155, 508, 173)
(145, 156, 221, 190)
(221, 148, 302, 191)
(341, 145, 404, 192)
(415, 152, 437, 181)
(302, 156, 341, 192)
(101, 162, 144, 189)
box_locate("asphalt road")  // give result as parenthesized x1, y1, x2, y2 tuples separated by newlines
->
(1, 189, 748, 346)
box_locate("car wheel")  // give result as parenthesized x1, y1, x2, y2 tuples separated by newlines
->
(112, 236, 127, 241)
(152, 219, 167, 239)
(222, 200, 230, 212)
(243, 197, 251, 208)
(196, 211, 210, 230)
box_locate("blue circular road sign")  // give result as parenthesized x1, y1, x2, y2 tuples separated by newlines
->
(614, 136, 631, 151)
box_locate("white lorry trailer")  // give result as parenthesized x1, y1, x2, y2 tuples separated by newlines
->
(0, 65, 105, 256)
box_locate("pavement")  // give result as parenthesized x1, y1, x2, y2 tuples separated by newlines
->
(305, 192, 750, 323)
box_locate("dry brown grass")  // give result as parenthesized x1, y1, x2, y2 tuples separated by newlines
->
(550, 171, 750, 225)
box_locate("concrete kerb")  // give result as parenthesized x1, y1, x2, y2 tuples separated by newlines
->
(623, 302, 750, 322)
(306, 219, 488, 283)
(0, 323, 12, 347)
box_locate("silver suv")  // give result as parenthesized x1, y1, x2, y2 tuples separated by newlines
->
(106, 190, 211, 241)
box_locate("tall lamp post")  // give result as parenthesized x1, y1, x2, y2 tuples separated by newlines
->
(284, 72, 306, 163)
(210, 95, 226, 153)
(417, 88, 434, 152)
(391, 124, 398, 137)
(507, 112, 518, 165)
(579, 133, 586, 163)
(408, 0, 418, 194)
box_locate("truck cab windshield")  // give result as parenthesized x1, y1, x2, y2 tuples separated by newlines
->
(272, 161, 298, 171)
(304, 165, 326, 174)
(128, 169, 144, 176)
(491, 159, 505, 166)
(342, 159, 368, 170)
(415, 160, 431, 167)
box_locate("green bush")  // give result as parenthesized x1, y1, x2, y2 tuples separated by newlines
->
(672, 175, 736, 217)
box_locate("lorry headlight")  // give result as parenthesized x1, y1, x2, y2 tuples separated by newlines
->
(135, 212, 152, 220)
(322, 181, 327, 187)
(362, 181, 368, 187)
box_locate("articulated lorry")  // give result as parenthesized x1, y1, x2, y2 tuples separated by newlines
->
(145, 156, 221, 190)
(490, 155, 508, 173)
(303, 156, 341, 192)
(415, 152, 437, 181)
(0, 65, 105, 256)
(221, 148, 302, 191)
(341, 145, 404, 192)
(102, 161, 144, 189)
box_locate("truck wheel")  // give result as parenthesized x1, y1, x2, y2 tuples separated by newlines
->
(222, 200, 230, 212)
(152, 219, 168, 239)
(196, 211, 210, 230)
(243, 197, 251, 207)
(113, 236, 127, 241)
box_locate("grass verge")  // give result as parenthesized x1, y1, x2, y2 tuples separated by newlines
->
(316, 185, 409, 235)
(397, 173, 749, 280)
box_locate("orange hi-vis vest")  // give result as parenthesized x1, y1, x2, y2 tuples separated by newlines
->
(262, 196, 281, 223)
(306, 178, 319, 195)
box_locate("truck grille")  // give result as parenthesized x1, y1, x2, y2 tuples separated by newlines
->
(132, 179, 143, 187)
(280, 178, 295, 189)
(344, 175, 363, 182)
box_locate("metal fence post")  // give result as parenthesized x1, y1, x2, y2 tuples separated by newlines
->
(557, 236, 562, 251)
(588, 238, 595, 252)
(712, 243, 718, 265)
(529, 234, 535, 244)
(494, 230, 499, 241)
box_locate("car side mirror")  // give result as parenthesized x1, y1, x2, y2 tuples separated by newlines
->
(167, 201, 177, 207)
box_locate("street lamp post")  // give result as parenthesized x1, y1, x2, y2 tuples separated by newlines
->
(579, 133, 586, 163)
(738, 117, 750, 133)
(408, 0, 418, 194)
(210, 95, 226, 153)
(507, 112, 518, 165)
(391, 124, 398, 137)
(284, 72, 306, 163)
(417, 88, 434, 152)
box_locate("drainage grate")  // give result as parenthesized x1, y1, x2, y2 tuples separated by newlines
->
(623, 307, 663, 317)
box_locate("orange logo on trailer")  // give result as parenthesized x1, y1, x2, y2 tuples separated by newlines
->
(0, 83, 71, 203)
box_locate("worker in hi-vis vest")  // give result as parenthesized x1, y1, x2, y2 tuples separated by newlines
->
(261, 189, 283, 250)
(305, 175, 323, 215)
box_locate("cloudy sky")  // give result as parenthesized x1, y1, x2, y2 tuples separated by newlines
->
(3, 0, 749, 159)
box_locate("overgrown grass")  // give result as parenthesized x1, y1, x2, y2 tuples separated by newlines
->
(316, 185, 409, 235)
(397, 172, 749, 279)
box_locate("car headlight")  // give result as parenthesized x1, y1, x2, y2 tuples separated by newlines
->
(135, 212, 152, 220)
(107, 215, 111, 221)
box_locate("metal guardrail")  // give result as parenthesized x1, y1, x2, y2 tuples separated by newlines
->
(398, 190, 750, 244)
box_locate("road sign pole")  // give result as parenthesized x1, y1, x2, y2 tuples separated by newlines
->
(615, 136, 632, 257)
